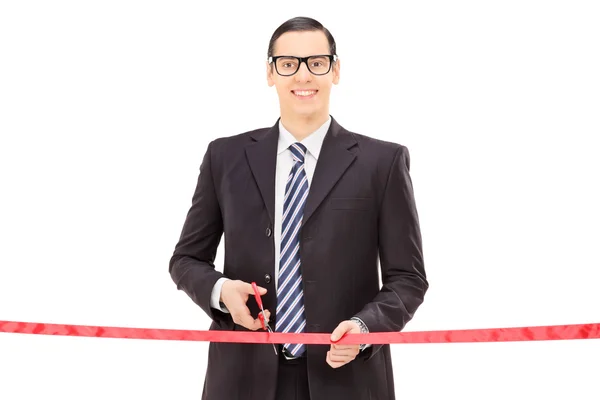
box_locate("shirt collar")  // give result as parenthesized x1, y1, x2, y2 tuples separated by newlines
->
(277, 116, 331, 160)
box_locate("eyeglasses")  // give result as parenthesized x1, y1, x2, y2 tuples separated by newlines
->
(268, 54, 337, 76)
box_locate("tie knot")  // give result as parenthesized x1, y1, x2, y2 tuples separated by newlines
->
(290, 143, 307, 163)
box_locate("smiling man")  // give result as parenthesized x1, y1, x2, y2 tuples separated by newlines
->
(169, 16, 428, 400)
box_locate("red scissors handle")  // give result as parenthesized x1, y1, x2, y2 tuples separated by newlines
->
(258, 313, 267, 331)
(251, 282, 264, 310)
(251, 282, 267, 330)
(251, 281, 278, 355)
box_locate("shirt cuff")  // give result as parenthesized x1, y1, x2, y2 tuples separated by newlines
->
(210, 277, 230, 313)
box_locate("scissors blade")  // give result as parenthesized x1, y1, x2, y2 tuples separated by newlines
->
(259, 315, 278, 354)
(266, 325, 278, 355)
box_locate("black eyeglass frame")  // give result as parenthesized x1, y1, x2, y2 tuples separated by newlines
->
(268, 54, 338, 76)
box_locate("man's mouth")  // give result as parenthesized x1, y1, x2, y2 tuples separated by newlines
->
(292, 90, 318, 99)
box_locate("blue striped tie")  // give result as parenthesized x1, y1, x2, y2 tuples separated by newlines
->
(276, 142, 309, 356)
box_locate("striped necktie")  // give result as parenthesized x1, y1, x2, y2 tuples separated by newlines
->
(276, 142, 309, 357)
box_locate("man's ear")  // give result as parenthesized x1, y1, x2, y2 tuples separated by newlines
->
(266, 61, 275, 87)
(332, 57, 341, 85)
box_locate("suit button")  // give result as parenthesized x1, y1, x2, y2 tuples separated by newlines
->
(264, 273, 271, 284)
(266, 227, 272, 237)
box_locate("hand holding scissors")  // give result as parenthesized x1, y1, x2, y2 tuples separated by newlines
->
(251, 281, 278, 355)
(219, 280, 269, 331)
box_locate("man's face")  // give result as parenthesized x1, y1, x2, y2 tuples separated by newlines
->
(267, 30, 340, 119)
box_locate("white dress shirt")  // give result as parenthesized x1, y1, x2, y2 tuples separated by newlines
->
(209, 117, 331, 310)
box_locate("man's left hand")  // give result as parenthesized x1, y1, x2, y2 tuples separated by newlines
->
(327, 320, 361, 368)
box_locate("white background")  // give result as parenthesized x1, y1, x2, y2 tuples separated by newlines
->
(1, 0, 599, 398)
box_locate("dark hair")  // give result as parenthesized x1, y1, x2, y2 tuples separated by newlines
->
(267, 16, 337, 58)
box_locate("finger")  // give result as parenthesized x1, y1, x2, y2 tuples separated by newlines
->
(330, 321, 352, 342)
(330, 347, 359, 357)
(329, 347, 359, 357)
(237, 307, 263, 330)
(250, 318, 265, 330)
(263, 309, 271, 323)
(326, 351, 348, 368)
(333, 343, 357, 351)
(328, 352, 355, 363)
(244, 282, 267, 295)
(244, 317, 265, 331)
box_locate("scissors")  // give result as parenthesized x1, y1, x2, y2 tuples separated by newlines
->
(251, 281, 278, 355)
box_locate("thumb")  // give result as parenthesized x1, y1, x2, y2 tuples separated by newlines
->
(330, 321, 353, 342)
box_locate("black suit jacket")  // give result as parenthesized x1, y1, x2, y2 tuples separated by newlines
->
(169, 116, 428, 400)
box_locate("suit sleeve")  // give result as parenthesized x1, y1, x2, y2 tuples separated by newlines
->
(169, 140, 229, 323)
(354, 145, 428, 358)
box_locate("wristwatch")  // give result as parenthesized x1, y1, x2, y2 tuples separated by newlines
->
(350, 317, 369, 351)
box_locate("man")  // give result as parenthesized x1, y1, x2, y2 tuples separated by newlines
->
(169, 16, 428, 400)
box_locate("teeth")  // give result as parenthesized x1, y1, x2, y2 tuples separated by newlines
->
(294, 90, 316, 97)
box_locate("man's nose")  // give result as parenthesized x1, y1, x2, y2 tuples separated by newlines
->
(295, 61, 312, 82)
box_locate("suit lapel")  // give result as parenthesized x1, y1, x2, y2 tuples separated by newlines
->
(245, 121, 279, 225)
(244, 117, 358, 228)
(302, 117, 357, 226)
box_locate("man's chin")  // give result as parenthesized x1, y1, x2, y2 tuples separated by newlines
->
(292, 105, 323, 118)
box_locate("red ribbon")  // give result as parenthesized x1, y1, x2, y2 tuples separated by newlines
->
(1, 320, 598, 344)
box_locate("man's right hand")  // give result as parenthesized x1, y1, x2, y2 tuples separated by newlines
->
(220, 280, 271, 331)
